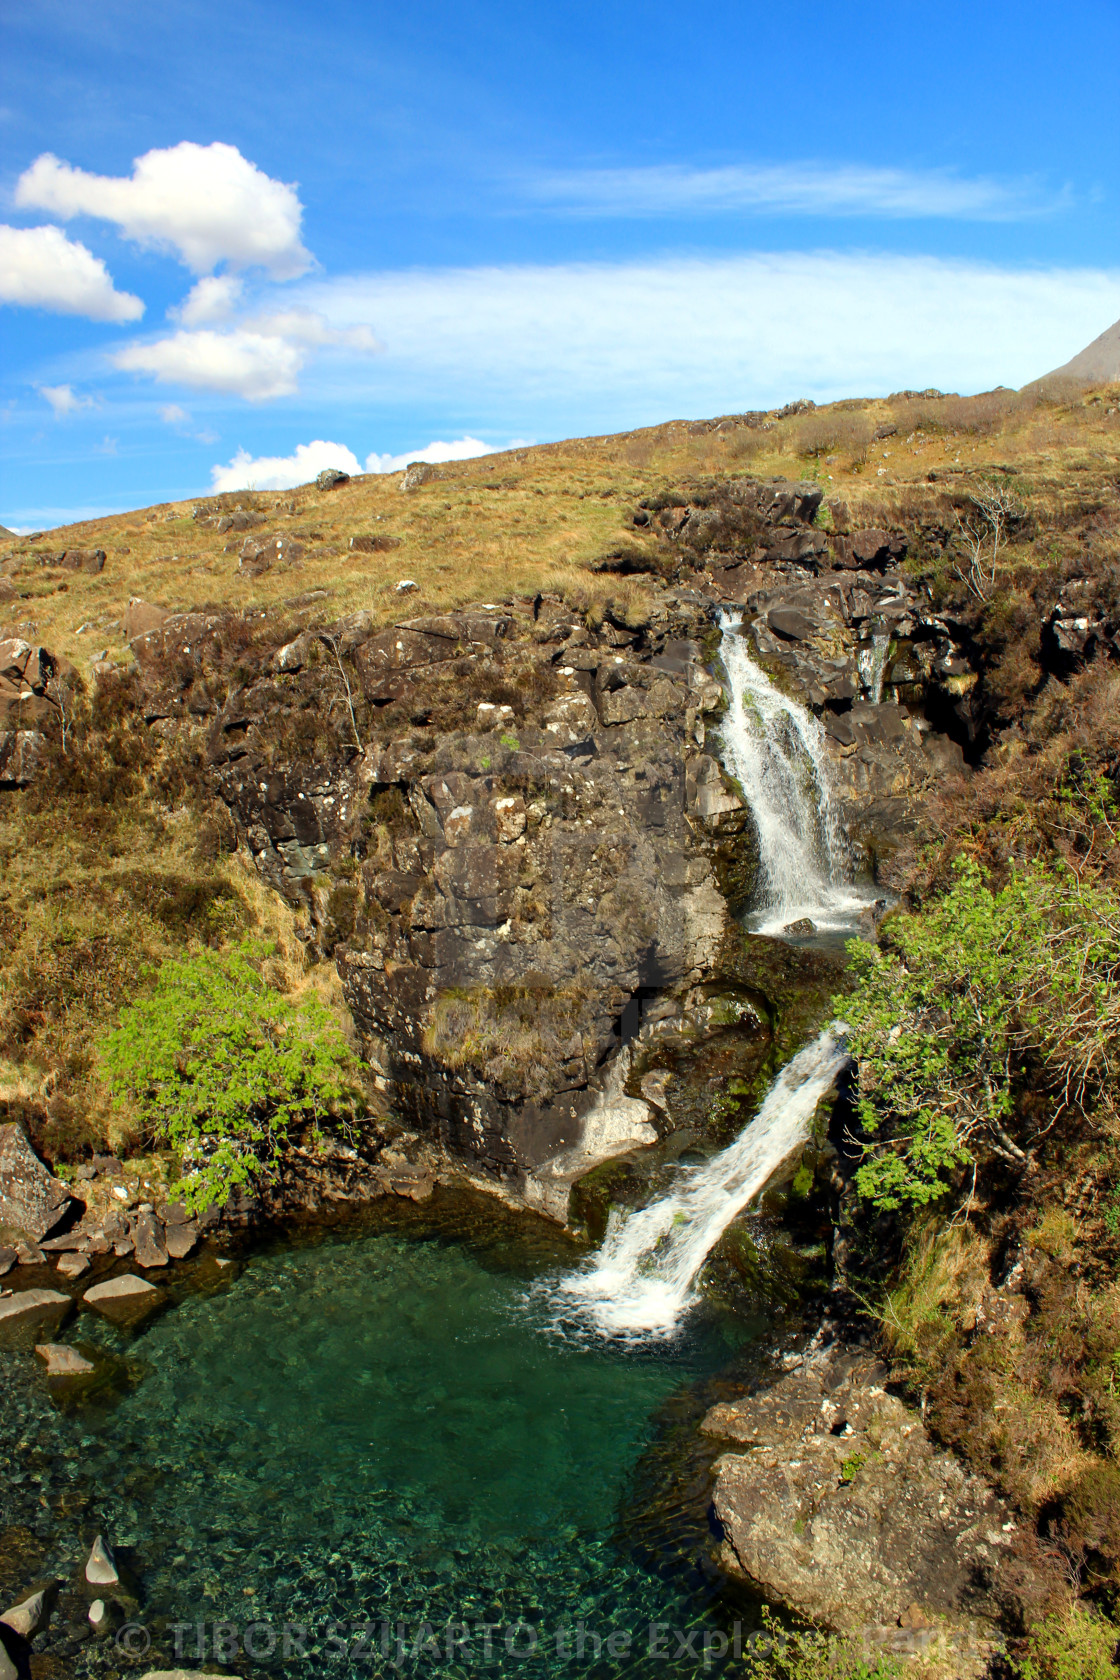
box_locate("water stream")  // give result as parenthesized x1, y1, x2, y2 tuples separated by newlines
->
(550, 1029, 849, 1339)
(717, 612, 877, 937)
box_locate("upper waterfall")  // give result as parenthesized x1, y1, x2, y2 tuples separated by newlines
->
(717, 612, 875, 937)
(550, 1027, 850, 1338)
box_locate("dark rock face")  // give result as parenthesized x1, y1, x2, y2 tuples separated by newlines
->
(115, 471, 978, 1199)
(705, 1342, 1031, 1661)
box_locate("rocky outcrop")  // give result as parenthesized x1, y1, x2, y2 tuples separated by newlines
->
(109, 472, 979, 1212)
(705, 1341, 1033, 1658)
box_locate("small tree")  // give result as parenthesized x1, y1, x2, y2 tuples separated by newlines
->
(840, 858, 1120, 1210)
(102, 941, 364, 1214)
(952, 480, 1023, 600)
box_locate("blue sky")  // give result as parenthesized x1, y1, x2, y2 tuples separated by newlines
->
(2, 0, 1119, 529)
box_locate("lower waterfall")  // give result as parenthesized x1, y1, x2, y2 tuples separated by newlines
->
(553, 1027, 850, 1338)
(717, 611, 875, 936)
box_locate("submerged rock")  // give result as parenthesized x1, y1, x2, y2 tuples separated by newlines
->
(84, 1535, 119, 1588)
(0, 1586, 50, 1639)
(0, 1287, 72, 1341)
(83, 1273, 165, 1324)
(34, 1341, 94, 1376)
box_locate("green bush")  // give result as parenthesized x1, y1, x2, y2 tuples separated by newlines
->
(840, 857, 1120, 1210)
(102, 941, 363, 1213)
(1016, 1602, 1119, 1680)
(745, 1610, 900, 1679)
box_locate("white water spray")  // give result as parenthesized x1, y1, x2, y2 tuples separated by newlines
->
(554, 1028, 849, 1338)
(717, 613, 874, 935)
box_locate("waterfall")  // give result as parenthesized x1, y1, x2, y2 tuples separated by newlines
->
(717, 613, 872, 936)
(857, 628, 891, 705)
(553, 1028, 849, 1338)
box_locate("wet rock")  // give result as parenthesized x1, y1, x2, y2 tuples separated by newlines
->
(35, 1342, 95, 1376)
(706, 1344, 1031, 1636)
(129, 1210, 169, 1268)
(55, 1251, 90, 1280)
(164, 1221, 198, 1260)
(14, 1241, 45, 1265)
(88, 1599, 107, 1632)
(0, 1288, 72, 1341)
(0, 1633, 17, 1680)
(0, 1123, 74, 1241)
(84, 1535, 119, 1588)
(83, 1273, 165, 1324)
(0, 1247, 15, 1277)
(782, 918, 816, 936)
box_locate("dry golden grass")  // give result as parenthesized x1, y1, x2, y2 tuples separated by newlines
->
(2, 384, 1117, 674)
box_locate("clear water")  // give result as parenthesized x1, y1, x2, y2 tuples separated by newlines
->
(19, 1196, 767, 1677)
(551, 1029, 848, 1338)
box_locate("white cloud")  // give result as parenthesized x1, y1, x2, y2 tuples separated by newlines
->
(112, 306, 380, 402)
(244, 308, 381, 352)
(293, 253, 1120, 417)
(210, 439, 363, 492)
(173, 274, 244, 326)
(16, 142, 311, 278)
(159, 403, 190, 424)
(0, 223, 143, 321)
(530, 161, 1064, 221)
(112, 328, 305, 401)
(38, 383, 93, 418)
(365, 435, 501, 473)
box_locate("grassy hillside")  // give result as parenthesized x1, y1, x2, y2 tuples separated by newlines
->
(3, 381, 1118, 674)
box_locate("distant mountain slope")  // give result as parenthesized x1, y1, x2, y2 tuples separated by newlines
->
(1034, 315, 1120, 385)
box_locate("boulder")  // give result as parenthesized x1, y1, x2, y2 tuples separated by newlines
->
(239, 534, 304, 577)
(349, 533, 400, 553)
(707, 1344, 1023, 1636)
(768, 607, 818, 642)
(0, 1634, 16, 1680)
(164, 1221, 198, 1260)
(84, 1535, 119, 1588)
(34, 1342, 95, 1376)
(0, 1124, 73, 1240)
(122, 599, 169, 640)
(400, 463, 439, 491)
(0, 1288, 72, 1341)
(129, 1210, 169, 1268)
(0, 729, 46, 785)
(83, 1273, 166, 1324)
(315, 466, 350, 490)
(55, 1250, 90, 1280)
(60, 548, 106, 574)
